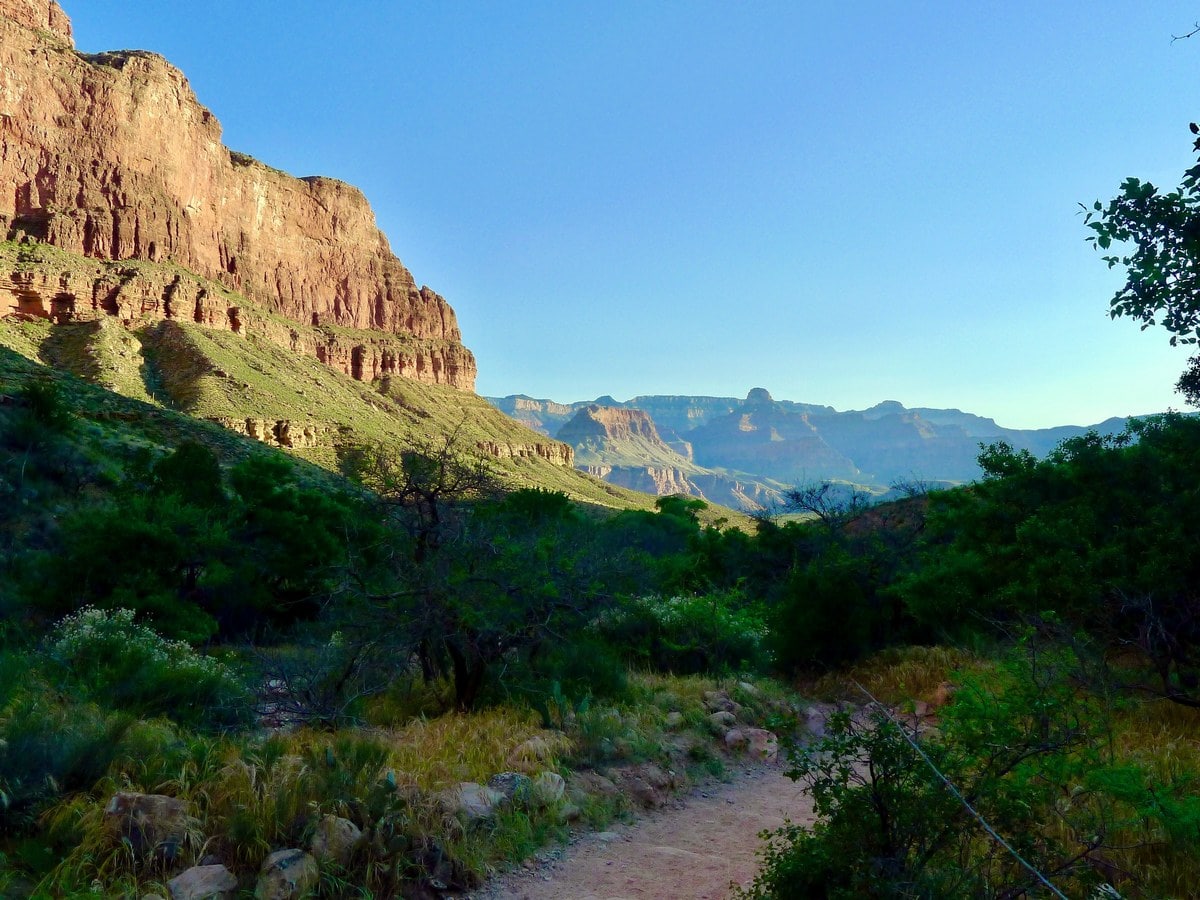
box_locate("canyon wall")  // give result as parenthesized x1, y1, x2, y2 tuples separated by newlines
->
(0, 1, 476, 389)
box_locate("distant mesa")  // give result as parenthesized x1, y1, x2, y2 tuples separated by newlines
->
(864, 400, 907, 417)
(746, 388, 773, 404)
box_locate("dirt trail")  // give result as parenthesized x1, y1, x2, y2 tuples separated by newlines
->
(473, 763, 816, 900)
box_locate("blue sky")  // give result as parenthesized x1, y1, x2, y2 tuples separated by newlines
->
(68, 2, 1200, 428)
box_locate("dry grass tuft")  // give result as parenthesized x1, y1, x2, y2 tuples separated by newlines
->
(809, 645, 982, 706)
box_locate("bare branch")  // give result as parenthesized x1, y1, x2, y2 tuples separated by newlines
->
(1172, 21, 1200, 42)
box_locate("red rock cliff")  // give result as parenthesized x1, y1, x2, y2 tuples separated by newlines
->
(0, 1, 476, 390)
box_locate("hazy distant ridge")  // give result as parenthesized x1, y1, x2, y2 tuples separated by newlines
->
(487, 390, 1141, 508)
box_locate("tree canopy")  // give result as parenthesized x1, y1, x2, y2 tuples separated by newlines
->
(1084, 123, 1200, 403)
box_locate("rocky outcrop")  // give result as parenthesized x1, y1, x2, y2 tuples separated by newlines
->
(580, 464, 695, 497)
(1, 0, 68, 40)
(488, 395, 580, 435)
(557, 406, 673, 459)
(476, 439, 574, 466)
(205, 417, 330, 450)
(0, 2, 476, 390)
(1, 262, 245, 332)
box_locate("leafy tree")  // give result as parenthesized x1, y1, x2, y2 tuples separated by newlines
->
(744, 635, 1199, 898)
(343, 438, 624, 710)
(895, 415, 1200, 707)
(24, 444, 359, 641)
(1084, 123, 1200, 403)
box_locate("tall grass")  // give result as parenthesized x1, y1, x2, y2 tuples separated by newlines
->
(21, 670, 794, 896)
(809, 644, 982, 705)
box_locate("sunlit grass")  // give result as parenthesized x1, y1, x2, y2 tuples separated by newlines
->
(22, 671, 789, 896)
(809, 644, 982, 706)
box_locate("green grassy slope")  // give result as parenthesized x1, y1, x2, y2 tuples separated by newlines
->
(0, 242, 697, 515)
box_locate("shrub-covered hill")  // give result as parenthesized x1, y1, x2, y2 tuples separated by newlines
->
(0, 239, 705, 518)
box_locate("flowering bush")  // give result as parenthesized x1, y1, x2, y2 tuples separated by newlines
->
(46, 608, 249, 730)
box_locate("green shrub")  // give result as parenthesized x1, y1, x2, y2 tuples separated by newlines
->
(0, 687, 133, 835)
(597, 591, 769, 675)
(743, 636, 1200, 898)
(45, 607, 250, 730)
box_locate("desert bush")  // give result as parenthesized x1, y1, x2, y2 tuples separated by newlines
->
(744, 636, 1200, 899)
(45, 607, 250, 730)
(251, 632, 394, 729)
(597, 591, 769, 675)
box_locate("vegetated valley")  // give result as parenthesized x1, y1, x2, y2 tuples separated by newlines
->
(3, 2, 1200, 899)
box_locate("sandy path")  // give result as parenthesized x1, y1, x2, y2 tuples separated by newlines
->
(473, 763, 816, 900)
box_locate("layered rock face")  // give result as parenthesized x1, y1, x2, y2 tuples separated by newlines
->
(557, 405, 664, 446)
(2, 0, 68, 39)
(0, 2, 476, 390)
(488, 395, 580, 435)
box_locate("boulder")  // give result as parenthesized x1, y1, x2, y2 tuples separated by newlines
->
(624, 775, 660, 808)
(568, 770, 619, 800)
(558, 803, 582, 824)
(445, 782, 505, 822)
(737, 681, 761, 697)
(620, 763, 674, 808)
(487, 772, 533, 806)
(309, 814, 362, 866)
(724, 729, 749, 751)
(744, 728, 780, 761)
(167, 864, 237, 900)
(703, 691, 738, 714)
(664, 711, 685, 729)
(103, 792, 188, 861)
(254, 849, 318, 900)
(708, 710, 737, 729)
(804, 705, 831, 737)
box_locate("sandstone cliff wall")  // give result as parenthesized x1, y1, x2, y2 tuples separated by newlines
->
(557, 405, 664, 445)
(0, 1, 476, 390)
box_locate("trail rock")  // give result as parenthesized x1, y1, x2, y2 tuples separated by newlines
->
(309, 814, 362, 866)
(568, 770, 619, 800)
(703, 692, 739, 714)
(167, 864, 237, 900)
(103, 792, 188, 862)
(445, 782, 505, 822)
(709, 710, 737, 729)
(558, 803, 582, 824)
(619, 763, 675, 809)
(724, 729, 749, 751)
(488, 772, 534, 805)
(254, 849, 318, 900)
(744, 728, 780, 761)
